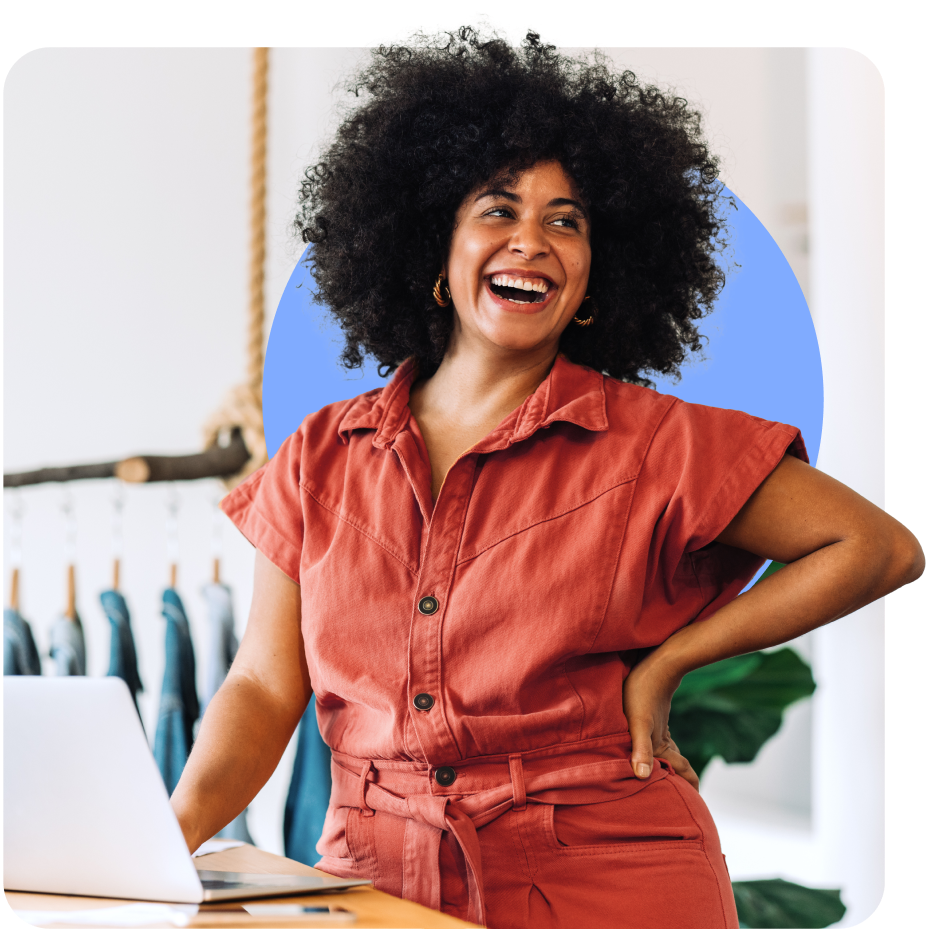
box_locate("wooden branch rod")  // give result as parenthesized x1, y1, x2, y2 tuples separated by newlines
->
(3, 428, 251, 488)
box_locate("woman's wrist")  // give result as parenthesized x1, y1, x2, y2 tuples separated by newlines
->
(170, 796, 205, 854)
(634, 632, 694, 690)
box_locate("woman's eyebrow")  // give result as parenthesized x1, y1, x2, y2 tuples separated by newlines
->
(474, 190, 588, 218)
(474, 188, 520, 203)
(548, 197, 588, 218)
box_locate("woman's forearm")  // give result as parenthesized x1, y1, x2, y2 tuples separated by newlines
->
(623, 454, 923, 780)
(651, 453, 925, 681)
(169, 551, 310, 852)
(648, 525, 922, 684)
(170, 669, 308, 852)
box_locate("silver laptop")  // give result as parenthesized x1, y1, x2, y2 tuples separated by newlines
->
(3, 676, 369, 903)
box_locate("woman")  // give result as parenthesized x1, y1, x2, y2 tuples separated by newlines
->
(171, 31, 923, 928)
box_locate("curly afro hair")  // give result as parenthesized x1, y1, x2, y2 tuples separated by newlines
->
(296, 28, 731, 384)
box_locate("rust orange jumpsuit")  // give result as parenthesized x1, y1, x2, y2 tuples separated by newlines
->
(222, 355, 807, 928)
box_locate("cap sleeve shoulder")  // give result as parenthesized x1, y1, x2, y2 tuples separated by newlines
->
(220, 397, 367, 585)
(639, 396, 809, 627)
(220, 429, 306, 583)
(656, 397, 808, 553)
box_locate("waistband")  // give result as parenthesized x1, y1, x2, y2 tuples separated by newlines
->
(328, 733, 672, 925)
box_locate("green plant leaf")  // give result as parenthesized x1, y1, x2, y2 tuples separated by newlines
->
(732, 878, 846, 928)
(668, 705, 783, 777)
(672, 652, 763, 702)
(669, 648, 815, 778)
(714, 647, 816, 710)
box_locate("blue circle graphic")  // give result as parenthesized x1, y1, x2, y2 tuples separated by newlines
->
(262, 268, 389, 458)
(263, 189, 823, 467)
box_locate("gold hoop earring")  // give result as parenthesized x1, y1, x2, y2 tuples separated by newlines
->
(433, 272, 451, 308)
(573, 296, 595, 327)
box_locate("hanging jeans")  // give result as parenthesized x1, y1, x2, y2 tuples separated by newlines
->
(199, 582, 253, 844)
(153, 589, 199, 796)
(283, 693, 333, 865)
(49, 614, 86, 676)
(100, 590, 143, 719)
(3, 608, 41, 675)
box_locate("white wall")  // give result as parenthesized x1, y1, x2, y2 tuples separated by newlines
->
(806, 48, 885, 925)
(4, 48, 882, 920)
(6, 46, 253, 837)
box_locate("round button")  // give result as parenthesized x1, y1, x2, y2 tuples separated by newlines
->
(418, 596, 439, 615)
(435, 766, 457, 787)
(412, 693, 434, 711)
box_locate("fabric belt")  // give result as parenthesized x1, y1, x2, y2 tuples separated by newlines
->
(329, 734, 669, 926)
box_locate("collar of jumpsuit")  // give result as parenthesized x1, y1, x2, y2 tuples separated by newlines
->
(223, 352, 804, 927)
(339, 352, 608, 454)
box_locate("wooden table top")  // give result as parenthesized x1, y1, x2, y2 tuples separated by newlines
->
(5, 844, 481, 928)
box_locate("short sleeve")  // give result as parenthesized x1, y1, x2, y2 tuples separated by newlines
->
(220, 429, 305, 584)
(640, 398, 809, 627)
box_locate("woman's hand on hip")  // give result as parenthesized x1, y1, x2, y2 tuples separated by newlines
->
(621, 452, 924, 800)
(623, 656, 699, 791)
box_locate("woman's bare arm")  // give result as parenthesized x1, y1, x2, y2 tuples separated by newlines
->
(624, 454, 924, 783)
(170, 551, 311, 852)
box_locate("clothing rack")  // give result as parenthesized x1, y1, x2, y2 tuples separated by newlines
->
(3, 428, 252, 488)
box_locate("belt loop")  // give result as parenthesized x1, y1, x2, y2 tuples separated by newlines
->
(509, 753, 526, 812)
(358, 761, 375, 817)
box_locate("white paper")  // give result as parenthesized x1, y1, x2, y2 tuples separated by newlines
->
(191, 837, 245, 857)
(14, 903, 199, 927)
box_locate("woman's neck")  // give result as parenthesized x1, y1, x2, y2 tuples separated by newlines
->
(411, 342, 558, 436)
(408, 341, 559, 503)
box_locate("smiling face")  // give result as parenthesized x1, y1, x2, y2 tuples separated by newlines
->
(443, 160, 592, 360)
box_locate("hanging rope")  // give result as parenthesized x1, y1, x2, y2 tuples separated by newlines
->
(247, 46, 268, 407)
(202, 46, 270, 490)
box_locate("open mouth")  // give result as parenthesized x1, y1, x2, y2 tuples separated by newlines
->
(487, 273, 553, 305)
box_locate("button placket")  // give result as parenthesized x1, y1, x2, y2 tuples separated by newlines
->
(406, 455, 478, 762)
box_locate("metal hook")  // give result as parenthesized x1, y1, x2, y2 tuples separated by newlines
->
(60, 488, 77, 619)
(61, 487, 76, 564)
(208, 488, 224, 583)
(111, 480, 125, 589)
(7, 489, 24, 609)
(112, 480, 126, 515)
(8, 489, 24, 568)
(166, 484, 180, 588)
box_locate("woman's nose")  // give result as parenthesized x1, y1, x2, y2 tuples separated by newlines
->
(507, 220, 550, 260)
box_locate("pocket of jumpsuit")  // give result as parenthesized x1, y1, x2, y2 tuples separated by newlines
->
(319, 804, 414, 900)
(527, 765, 740, 929)
(315, 803, 350, 856)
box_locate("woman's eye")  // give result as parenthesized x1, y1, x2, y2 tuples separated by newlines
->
(480, 207, 583, 229)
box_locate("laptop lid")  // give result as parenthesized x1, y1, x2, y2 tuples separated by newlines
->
(4, 676, 205, 903)
(3, 678, 370, 904)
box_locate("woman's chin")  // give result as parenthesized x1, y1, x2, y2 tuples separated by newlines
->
(452, 297, 571, 356)
(476, 321, 564, 356)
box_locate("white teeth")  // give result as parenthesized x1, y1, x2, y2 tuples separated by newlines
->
(490, 274, 550, 294)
